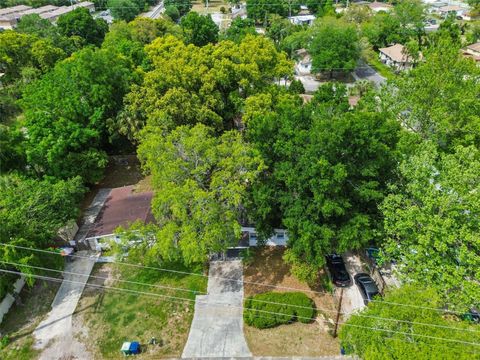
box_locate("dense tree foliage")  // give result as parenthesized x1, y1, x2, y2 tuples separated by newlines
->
(180, 12, 219, 47)
(224, 17, 257, 43)
(384, 40, 480, 151)
(0, 175, 85, 288)
(381, 143, 480, 309)
(118, 35, 292, 140)
(245, 86, 400, 281)
(246, 0, 300, 23)
(20, 48, 134, 183)
(57, 8, 108, 46)
(164, 0, 192, 16)
(340, 286, 480, 359)
(137, 124, 263, 264)
(309, 18, 360, 75)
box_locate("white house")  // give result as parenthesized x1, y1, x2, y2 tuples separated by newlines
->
(463, 42, 480, 64)
(379, 43, 420, 71)
(288, 14, 316, 26)
(240, 227, 288, 247)
(438, 5, 468, 18)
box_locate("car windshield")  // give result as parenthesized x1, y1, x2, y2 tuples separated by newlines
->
(337, 270, 349, 281)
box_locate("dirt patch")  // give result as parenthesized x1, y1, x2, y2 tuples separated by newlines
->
(243, 247, 340, 356)
(0, 281, 60, 360)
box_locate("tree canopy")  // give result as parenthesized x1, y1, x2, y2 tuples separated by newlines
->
(137, 124, 264, 264)
(57, 7, 108, 46)
(20, 47, 134, 183)
(180, 12, 219, 47)
(381, 143, 480, 309)
(117, 34, 292, 140)
(244, 85, 400, 281)
(309, 18, 360, 75)
(340, 285, 480, 360)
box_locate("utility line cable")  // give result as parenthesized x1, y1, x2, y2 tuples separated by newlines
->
(1, 258, 478, 334)
(1, 268, 479, 349)
(0, 243, 467, 315)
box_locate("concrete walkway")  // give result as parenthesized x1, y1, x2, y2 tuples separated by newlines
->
(33, 189, 109, 358)
(182, 260, 252, 358)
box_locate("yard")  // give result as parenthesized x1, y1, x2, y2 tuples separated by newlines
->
(243, 247, 340, 356)
(74, 261, 207, 359)
(0, 281, 60, 360)
(192, 0, 229, 14)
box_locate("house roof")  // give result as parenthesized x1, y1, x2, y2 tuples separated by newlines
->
(379, 44, 414, 63)
(0, 5, 31, 16)
(19, 5, 58, 15)
(368, 1, 393, 10)
(466, 42, 480, 53)
(86, 186, 155, 238)
(439, 5, 464, 12)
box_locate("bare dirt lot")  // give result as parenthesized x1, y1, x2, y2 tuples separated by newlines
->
(243, 247, 340, 357)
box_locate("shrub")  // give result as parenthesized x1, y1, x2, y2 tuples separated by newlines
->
(244, 292, 316, 329)
(220, 6, 226, 14)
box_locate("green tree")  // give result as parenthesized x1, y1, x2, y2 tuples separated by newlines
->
(180, 12, 219, 46)
(361, 12, 402, 49)
(164, 0, 192, 16)
(118, 34, 292, 140)
(385, 38, 480, 151)
(20, 48, 133, 183)
(381, 143, 480, 309)
(339, 285, 480, 360)
(246, 0, 299, 23)
(165, 5, 180, 22)
(224, 17, 257, 43)
(266, 14, 299, 45)
(137, 124, 264, 264)
(245, 87, 400, 279)
(309, 18, 360, 76)
(108, 0, 141, 22)
(0, 175, 85, 285)
(393, 0, 426, 44)
(57, 7, 108, 46)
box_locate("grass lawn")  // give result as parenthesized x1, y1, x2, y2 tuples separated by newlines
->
(192, 0, 228, 14)
(75, 262, 207, 359)
(0, 281, 60, 360)
(243, 247, 340, 356)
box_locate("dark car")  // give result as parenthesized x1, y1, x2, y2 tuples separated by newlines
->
(354, 273, 381, 305)
(326, 254, 352, 287)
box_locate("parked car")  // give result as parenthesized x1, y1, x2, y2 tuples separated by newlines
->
(462, 308, 480, 324)
(354, 273, 381, 305)
(326, 254, 352, 287)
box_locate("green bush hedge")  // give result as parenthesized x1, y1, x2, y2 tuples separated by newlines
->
(244, 292, 316, 329)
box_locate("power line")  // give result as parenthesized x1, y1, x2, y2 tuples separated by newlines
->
(0, 243, 468, 315)
(0, 260, 204, 295)
(1, 268, 479, 349)
(4, 258, 476, 334)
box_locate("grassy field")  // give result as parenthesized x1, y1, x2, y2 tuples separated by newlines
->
(243, 247, 340, 356)
(75, 262, 207, 359)
(0, 281, 60, 360)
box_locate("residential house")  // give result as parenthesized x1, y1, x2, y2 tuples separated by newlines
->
(379, 43, 420, 71)
(368, 1, 393, 12)
(438, 5, 468, 18)
(462, 42, 480, 64)
(288, 14, 316, 26)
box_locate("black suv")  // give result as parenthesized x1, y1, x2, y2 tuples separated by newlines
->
(354, 273, 381, 305)
(326, 254, 352, 287)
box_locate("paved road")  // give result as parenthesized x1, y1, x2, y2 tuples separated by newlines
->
(182, 260, 252, 358)
(148, 0, 164, 19)
(336, 252, 366, 317)
(353, 62, 386, 88)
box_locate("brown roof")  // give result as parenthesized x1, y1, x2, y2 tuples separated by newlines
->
(379, 43, 414, 63)
(368, 1, 393, 10)
(466, 42, 480, 53)
(87, 186, 155, 238)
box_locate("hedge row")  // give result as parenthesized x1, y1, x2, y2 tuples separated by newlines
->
(244, 291, 316, 329)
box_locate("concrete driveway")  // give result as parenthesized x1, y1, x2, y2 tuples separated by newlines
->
(354, 62, 387, 88)
(336, 252, 366, 317)
(33, 252, 97, 359)
(182, 260, 251, 358)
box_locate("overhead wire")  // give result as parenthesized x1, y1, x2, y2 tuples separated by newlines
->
(1, 268, 479, 349)
(0, 242, 469, 315)
(1, 256, 479, 335)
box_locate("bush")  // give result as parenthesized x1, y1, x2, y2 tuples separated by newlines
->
(165, 5, 180, 22)
(244, 292, 316, 329)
